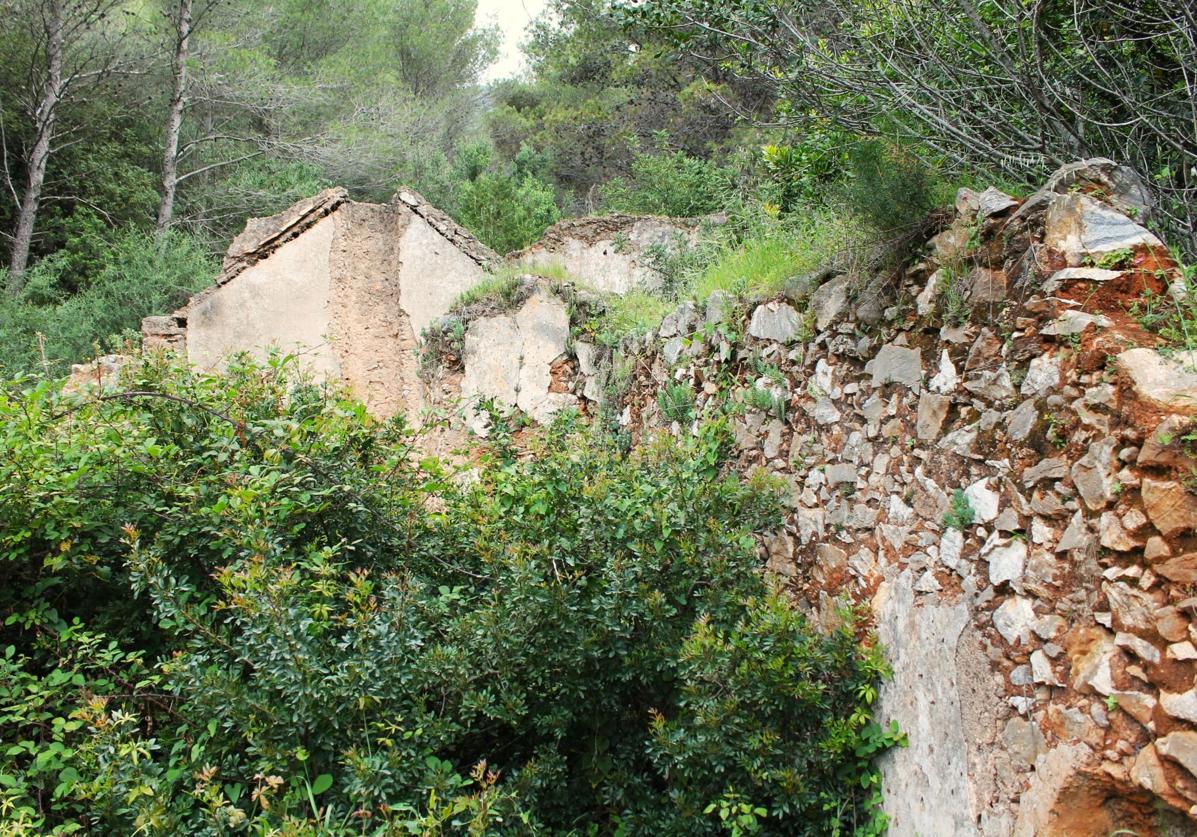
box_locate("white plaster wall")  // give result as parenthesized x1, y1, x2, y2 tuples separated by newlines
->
(398, 214, 491, 336)
(187, 212, 340, 378)
(518, 218, 698, 295)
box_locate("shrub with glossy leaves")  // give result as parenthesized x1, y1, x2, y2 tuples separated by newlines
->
(0, 354, 897, 834)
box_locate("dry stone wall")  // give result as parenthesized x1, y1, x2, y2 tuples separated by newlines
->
(590, 161, 1197, 835)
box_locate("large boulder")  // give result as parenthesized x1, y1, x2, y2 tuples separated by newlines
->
(1013, 158, 1154, 226)
(1044, 193, 1163, 265)
(1117, 349, 1197, 415)
(748, 301, 802, 343)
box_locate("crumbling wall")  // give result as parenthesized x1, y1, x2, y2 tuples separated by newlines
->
(137, 162, 1197, 833)
(418, 160, 1197, 834)
(596, 160, 1197, 835)
(510, 214, 710, 294)
(143, 188, 496, 418)
(418, 277, 607, 443)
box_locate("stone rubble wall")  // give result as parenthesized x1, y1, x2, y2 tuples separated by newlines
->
(422, 159, 1197, 835)
(597, 161, 1197, 835)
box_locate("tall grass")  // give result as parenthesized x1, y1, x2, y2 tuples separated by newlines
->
(683, 208, 858, 303)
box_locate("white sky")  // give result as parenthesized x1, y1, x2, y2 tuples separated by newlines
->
(477, 0, 549, 81)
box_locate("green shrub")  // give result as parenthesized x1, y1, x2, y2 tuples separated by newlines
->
(0, 356, 897, 834)
(745, 385, 786, 421)
(658, 380, 696, 423)
(601, 141, 735, 217)
(837, 140, 935, 232)
(453, 161, 561, 255)
(685, 207, 857, 303)
(449, 274, 525, 313)
(757, 125, 852, 213)
(586, 289, 674, 347)
(0, 228, 216, 376)
(943, 489, 976, 530)
(1131, 255, 1197, 352)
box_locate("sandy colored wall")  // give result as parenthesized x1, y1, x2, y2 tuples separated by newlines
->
(396, 210, 493, 336)
(327, 202, 418, 416)
(513, 215, 705, 295)
(186, 211, 341, 380)
(174, 192, 494, 419)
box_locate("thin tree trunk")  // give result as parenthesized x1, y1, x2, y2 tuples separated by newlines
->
(8, 0, 66, 291)
(156, 0, 193, 231)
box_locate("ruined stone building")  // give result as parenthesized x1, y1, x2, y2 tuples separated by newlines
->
(119, 162, 1197, 835)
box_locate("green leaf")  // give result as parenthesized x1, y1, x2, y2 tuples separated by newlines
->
(310, 773, 333, 795)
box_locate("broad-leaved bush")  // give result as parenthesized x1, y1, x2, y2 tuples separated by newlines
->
(0, 355, 898, 835)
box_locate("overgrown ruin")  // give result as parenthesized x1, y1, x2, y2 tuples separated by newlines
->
(140, 187, 497, 417)
(136, 192, 701, 420)
(122, 161, 1197, 835)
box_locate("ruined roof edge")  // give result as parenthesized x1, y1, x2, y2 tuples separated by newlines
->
(216, 186, 500, 290)
(392, 187, 499, 268)
(218, 187, 350, 286)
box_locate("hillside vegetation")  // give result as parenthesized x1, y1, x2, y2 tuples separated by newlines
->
(0, 357, 896, 833)
(1, 1, 1195, 834)
(3, 0, 1193, 375)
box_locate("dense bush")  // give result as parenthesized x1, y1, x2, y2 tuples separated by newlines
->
(0, 355, 898, 834)
(441, 140, 562, 255)
(0, 229, 216, 376)
(488, 0, 766, 210)
(453, 170, 561, 255)
(755, 127, 852, 214)
(600, 142, 735, 217)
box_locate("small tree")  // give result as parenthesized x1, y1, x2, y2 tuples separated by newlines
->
(4, 0, 131, 289)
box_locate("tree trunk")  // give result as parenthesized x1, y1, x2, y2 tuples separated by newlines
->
(156, 0, 194, 231)
(8, 0, 66, 291)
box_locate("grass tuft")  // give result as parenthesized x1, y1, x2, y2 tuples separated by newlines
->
(683, 208, 858, 304)
(449, 275, 525, 314)
(588, 291, 674, 347)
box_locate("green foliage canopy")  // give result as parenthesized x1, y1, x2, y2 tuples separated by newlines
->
(0, 356, 898, 834)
